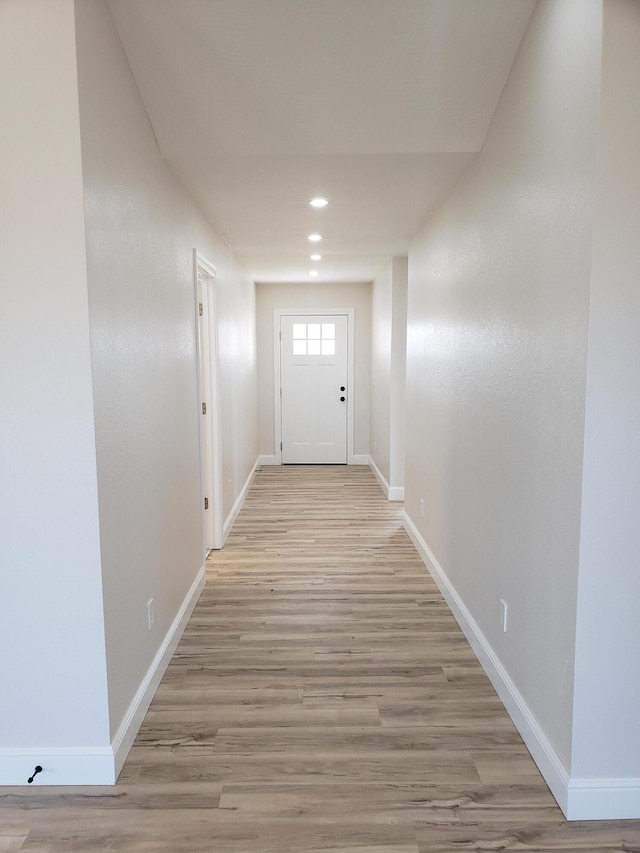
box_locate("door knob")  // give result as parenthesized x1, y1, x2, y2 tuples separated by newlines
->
(340, 386, 345, 391)
(340, 396, 345, 402)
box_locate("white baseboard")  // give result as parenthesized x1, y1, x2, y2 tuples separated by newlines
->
(0, 565, 206, 786)
(111, 564, 206, 778)
(402, 509, 640, 821)
(368, 456, 404, 502)
(0, 746, 116, 786)
(259, 455, 370, 467)
(223, 458, 258, 543)
(257, 454, 278, 466)
(401, 511, 572, 814)
(566, 778, 640, 821)
(369, 456, 390, 496)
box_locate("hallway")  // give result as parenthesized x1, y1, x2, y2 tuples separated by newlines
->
(4, 466, 640, 851)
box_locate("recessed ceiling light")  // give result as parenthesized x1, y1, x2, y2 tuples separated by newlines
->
(310, 254, 322, 261)
(308, 234, 322, 242)
(309, 198, 328, 208)
(309, 270, 319, 277)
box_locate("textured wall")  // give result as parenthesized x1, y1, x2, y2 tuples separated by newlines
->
(572, 0, 640, 782)
(405, 0, 601, 768)
(75, 0, 257, 737)
(389, 257, 408, 490)
(369, 257, 407, 491)
(370, 263, 393, 483)
(0, 0, 110, 754)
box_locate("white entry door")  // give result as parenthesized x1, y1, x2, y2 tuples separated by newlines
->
(280, 314, 348, 464)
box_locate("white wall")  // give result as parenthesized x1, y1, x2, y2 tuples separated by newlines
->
(0, 0, 110, 779)
(370, 257, 408, 495)
(256, 282, 371, 461)
(389, 258, 408, 491)
(572, 0, 640, 793)
(370, 264, 393, 483)
(74, 0, 257, 742)
(405, 0, 601, 784)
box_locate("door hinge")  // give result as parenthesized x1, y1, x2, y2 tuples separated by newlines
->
(279, 330, 282, 341)
(202, 402, 207, 415)
(199, 302, 204, 316)
(280, 442, 283, 451)
(204, 497, 209, 510)
(279, 387, 282, 398)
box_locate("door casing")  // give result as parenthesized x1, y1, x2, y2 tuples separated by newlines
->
(273, 308, 355, 465)
(195, 250, 223, 553)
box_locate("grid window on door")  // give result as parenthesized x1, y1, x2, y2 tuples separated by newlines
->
(292, 322, 336, 356)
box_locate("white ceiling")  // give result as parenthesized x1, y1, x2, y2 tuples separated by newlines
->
(107, 0, 535, 284)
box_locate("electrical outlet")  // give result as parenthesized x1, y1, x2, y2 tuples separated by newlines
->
(147, 598, 155, 631)
(419, 498, 425, 519)
(499, 598, 508, 633)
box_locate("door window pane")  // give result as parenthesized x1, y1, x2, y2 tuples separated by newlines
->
(322, 323, 335, 340)
(290, 320, 338, 357)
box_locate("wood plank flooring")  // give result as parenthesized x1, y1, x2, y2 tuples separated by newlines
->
(3, 465, 640, 851)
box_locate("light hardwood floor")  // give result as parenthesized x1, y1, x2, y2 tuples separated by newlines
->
(3, 465, 640, 851)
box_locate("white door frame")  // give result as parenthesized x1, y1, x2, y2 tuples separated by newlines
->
(273, 308, 355, 465)
(194, 250, 223, 553)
